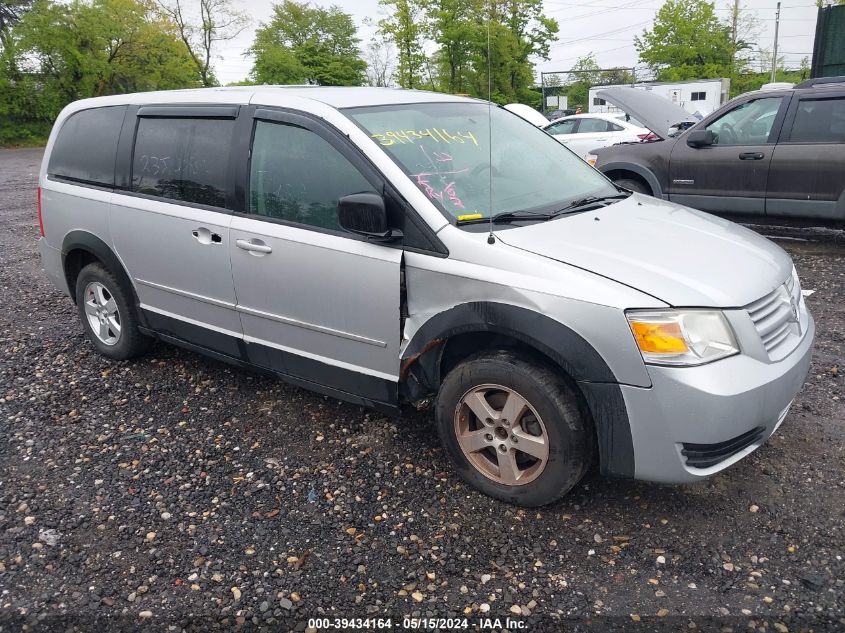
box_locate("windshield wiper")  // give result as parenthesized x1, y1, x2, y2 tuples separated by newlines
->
(551, 192, 629, 216)
(456, 210, 555, 225)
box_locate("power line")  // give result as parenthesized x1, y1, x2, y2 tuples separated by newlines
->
(551, 19, 652, 48)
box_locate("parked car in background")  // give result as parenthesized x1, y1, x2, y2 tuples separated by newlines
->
(590, 77, 845, 222)
(542, 113, 651, 160)
(545, 108, 576, 120)
(503, 103, 549, 127)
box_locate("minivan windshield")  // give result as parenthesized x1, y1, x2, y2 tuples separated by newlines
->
(345, 102, 619, 223)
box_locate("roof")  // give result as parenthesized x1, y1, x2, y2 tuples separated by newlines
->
(64, 85, 480, 111)
(250, 86, 478, 108)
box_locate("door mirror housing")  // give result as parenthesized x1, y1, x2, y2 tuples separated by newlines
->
(337, 192, 402, 242)
(686, 128, 715, 148)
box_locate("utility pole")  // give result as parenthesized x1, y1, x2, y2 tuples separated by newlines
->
(771, 1, 781, 83)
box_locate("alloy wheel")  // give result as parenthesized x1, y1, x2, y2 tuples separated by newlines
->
(453, 383, 549, 485)
(84, 281, 121, 346)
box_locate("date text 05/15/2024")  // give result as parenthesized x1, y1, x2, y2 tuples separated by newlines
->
(307, 617, 529, 630)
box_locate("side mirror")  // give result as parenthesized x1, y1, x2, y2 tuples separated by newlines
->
(686, 128, 714, 148)
(337, 192, 402, 242)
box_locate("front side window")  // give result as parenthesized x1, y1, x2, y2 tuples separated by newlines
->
(346, 102, 617, 222)
(789, 97, 845, 143)
(248, 120, 376, 231)
(546, 119, 577, 135)
(705, 97, 783, 145)
(48, 106, 126, 186)
(131, 117, 235, 208)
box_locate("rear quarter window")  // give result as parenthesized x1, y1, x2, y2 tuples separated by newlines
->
(131, 117, 235, 208)
(48, 106, 127, 187)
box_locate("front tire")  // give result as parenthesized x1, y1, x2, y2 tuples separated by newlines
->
(435, 350, 593, 506)
(75, 262, 151, 360)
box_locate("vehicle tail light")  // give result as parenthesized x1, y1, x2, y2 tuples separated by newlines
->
(37, 186, 45, 237)
(637, 133, 658, 141)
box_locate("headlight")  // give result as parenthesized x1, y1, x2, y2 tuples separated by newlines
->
(626, 309, 739, 366)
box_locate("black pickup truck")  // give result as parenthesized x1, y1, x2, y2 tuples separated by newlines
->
(591, 77, 845, 223)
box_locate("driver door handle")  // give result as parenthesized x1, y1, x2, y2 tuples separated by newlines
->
(236, 238, 272, 254)
(739, 152, 764, 160)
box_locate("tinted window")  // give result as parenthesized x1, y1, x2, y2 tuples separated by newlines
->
(249, 120, 375, 230)
(691, 91, 706, 101)
(577, 118, 610, 133)
(608, 122, 624, 132)
(706, 97, 783, 145)
(789, 97, 845, 143)
(131, 117, 235, 208)
(48, 106, 126, 186)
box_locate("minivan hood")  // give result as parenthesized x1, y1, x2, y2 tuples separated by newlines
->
(596, 87, 698, 139)
(496, 195, 792, 307)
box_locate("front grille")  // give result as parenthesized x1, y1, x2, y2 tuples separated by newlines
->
(681, 426, 766, 469)
(745, 274, 803, 360)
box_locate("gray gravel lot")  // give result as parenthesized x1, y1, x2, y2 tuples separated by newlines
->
(1, 147, 843, 632)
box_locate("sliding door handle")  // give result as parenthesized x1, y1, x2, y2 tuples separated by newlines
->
(236, 238, 272, 254)
(738, 152, 764, 160)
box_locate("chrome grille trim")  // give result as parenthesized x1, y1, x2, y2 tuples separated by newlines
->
(745, 273, 804, 360)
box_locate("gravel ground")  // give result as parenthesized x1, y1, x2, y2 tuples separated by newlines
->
(1, 147, 843, 632)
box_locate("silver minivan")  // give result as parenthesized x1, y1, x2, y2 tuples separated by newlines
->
(37, 87, 814, 506)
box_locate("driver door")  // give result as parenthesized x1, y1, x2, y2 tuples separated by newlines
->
(668, 96, 788, 214)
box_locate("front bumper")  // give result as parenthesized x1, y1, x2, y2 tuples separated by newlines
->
(621, 314, 815, 483)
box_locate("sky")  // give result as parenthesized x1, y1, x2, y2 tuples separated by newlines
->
(213, 0, 822, 86)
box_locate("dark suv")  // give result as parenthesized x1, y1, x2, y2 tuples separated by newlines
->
(591, 77, 845, 223)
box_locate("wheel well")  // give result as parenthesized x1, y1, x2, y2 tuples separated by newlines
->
(423, 331, 599, 458)
(405, 331, 586, 406)
(63, 249, 101, 303)
(604, 169, 652, 195)
(438, 332, 563, 384)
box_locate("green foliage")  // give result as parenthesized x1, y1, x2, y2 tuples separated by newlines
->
(635, 0, 734, 80)
(377, 0, 429, 89)
(383, 0, 558, 104)
(0, 118, 51, 146)
(250, 0, 366, 86)
(1, 0, 199, 125)
(554, 53, 634, 110)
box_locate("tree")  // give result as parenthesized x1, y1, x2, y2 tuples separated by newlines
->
(250, 1, 366, 86)
(0, 0, 34, 48)
(377, 0, 427, 89)
(726, 0, 758, 74)
(363, 38, 395, 87)
(7, 0, 199, 120)
(158, 0, 248, 87)
(635, 0, 734, 81)
(425, 0, 481, 94)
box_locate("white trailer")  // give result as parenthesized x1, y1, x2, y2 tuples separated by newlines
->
(589, 79, 730, 118)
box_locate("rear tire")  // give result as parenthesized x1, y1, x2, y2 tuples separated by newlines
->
(435, 350, 593, 506)
(75, 262, 151, 360)
(614, 177, 651, 195)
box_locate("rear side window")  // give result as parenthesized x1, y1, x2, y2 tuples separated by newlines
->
(789, 97, 845, 143)
(48, 106, 126, 186)
(577, 118, 610, 133)
(132, 117, 235, 208)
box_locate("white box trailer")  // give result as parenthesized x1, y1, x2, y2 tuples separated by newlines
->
(589, 78, 730, 118)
